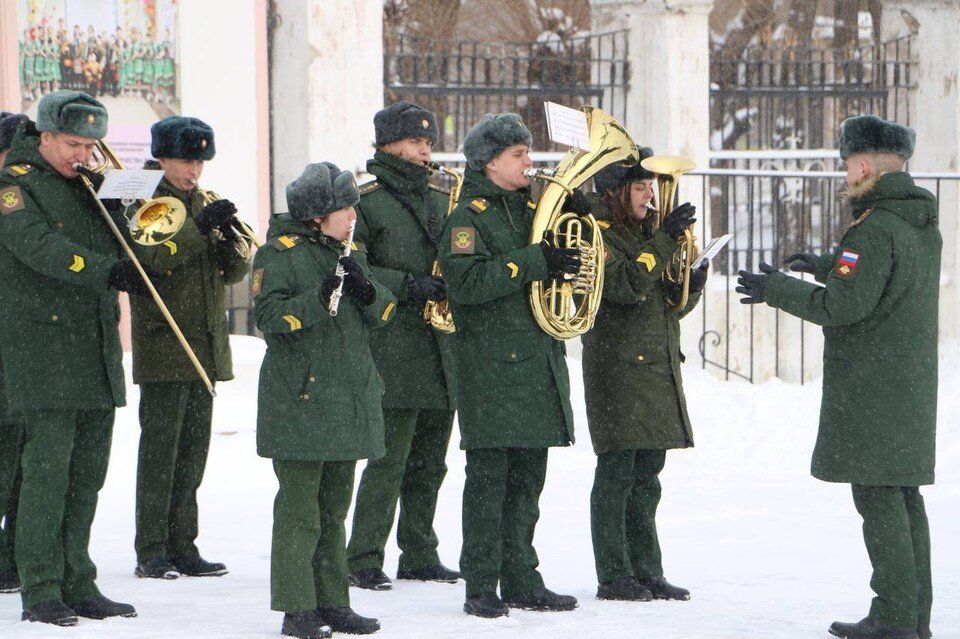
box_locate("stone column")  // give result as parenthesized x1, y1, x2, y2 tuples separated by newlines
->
(270, 0, 383, 211)
(881, 0, 960, 340)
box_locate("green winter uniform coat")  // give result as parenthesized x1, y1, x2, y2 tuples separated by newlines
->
(437, 168, 574, 450)
(0, 122, 125, 410)
(254, 214, 396, 462)
(764, 172, 940, 486)
(130, 165, 250, 383)
(354, 151, 456, 410)
(581, 203, 700, 454)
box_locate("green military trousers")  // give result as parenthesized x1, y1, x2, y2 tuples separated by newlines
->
(348, 407, 454, 573)
(590, 449, 666, 584)
(460, 447, 548, 599)
(271, 459, 356, 612)
(0, 370, 25, 573)
(135, 380, 213, 562)
(16, 408, 113, 608)
(851, 484, 932, 629)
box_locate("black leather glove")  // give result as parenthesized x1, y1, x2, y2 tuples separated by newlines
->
(407, 275, 446, 302)
(784, 252, 819, 274)
(562, 188, 592, 216)
(108, 257, 158, 296)
(319, 274, 341, 307)
(736, 262, 777, 304)
(539, 231, 581, 281)
(339, 256, 375, 306)
(195, 199, 237, 236)
(661, 202, 696, 240)
(688, 259, 709, 294)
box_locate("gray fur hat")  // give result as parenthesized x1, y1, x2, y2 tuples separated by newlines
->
(0, 112, 27, 153)
(838, 115, 915, 160)
(285, 162, 359, 221)
(151, 116, 216, 161)
(36, 90, 108, 139)
(374, 101, 439, 146)
(593, 146, 655, 194)
(463, 113, 533, 171)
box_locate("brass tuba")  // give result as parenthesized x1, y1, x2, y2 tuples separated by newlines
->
(421, 162, 461, 334)
(526, 106, 639, 339)
(640, 155, 698, 311)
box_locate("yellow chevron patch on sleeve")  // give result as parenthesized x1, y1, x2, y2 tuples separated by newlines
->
(282, 314, 302, 331)
(637, 252, 657, 272)
(506, 261, 520, 278)
(69, 254, 85, 272)
(381, 302, 396, 322)
(163, 240, 178, 256)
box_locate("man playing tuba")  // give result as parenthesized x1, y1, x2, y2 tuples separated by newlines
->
(131, 116, 249, 581)
(437, 113, 580, 619)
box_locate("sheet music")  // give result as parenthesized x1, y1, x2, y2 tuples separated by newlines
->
(693, 234, 734, 266)
(96, 170, 164, 200)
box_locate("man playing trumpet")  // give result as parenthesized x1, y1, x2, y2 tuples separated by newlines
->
(131, 116, 249, 580)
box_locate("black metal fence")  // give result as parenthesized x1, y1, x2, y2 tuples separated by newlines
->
(384, 31, 630, 152)
(710, 35, 916, 151)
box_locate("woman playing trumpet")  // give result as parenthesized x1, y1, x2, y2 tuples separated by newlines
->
(581, 146, 708, 603)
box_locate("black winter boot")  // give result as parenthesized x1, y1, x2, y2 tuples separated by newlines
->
(0, 568, 20, 593)
(21, 599, 78, 626)
(637, 576, 691, 601)
(348, 567, 392, 591)
(170, 555, 228, 577)
(597, 576, 653, 601)
(828, 617, 920, 639)
(502, 587, 578, 612)
(281, 610, 332, 639)
(70, 594, 137, 619)
(135, 557, 180, 579)
(463, 593, 509, 618)
(315, 606, 380, 634)
(397, 563, 460, 583)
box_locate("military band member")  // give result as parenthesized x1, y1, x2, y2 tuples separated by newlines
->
(581, 147, 704, 603)
(254, 162, 396, 638)
(347, 102, 459, 590)
(0, 91, 143, 626)
(0, 111, 28, 595)
(437, 113, 580, 618)
(131, 116, 249, 580)
(737, 116, 938, 639)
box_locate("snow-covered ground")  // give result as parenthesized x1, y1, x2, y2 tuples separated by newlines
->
(1, 335, 957, 639)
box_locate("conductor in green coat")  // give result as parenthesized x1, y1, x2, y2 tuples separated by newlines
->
(437, 113, 581, 619)
(131, 116, 249, 580)
(0, 91, 143, 626)
(255, 162, 397, 638)
(738, 116, 939, 639)
(582, 147, 704, 604)
(347, 102, 459, 590)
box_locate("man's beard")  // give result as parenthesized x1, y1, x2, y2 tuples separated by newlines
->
(840, 173, 881, 201)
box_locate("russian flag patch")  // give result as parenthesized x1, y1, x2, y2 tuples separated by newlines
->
(834, 250, 860, 277)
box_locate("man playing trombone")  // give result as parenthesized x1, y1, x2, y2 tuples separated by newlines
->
(0, 90, 141, 626)
(131, 116, 249, 580)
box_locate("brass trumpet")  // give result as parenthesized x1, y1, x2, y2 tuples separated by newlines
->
(198, 184, 263, 259)
(640, 155, 698, 311)
(422, 161, 461, 334)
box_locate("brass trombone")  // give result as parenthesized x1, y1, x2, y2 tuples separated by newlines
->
(77, 141, 216, 396)
(640, 155, 698, 311)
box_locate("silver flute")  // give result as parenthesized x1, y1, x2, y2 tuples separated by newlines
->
(328, 219, 357, 317)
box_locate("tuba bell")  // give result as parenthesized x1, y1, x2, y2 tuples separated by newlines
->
(421, 161, 462, 334)
(526, 106, 639, 340)
(640, 155, 698, 311)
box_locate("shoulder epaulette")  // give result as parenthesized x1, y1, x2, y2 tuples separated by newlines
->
(596, 219, 611, 230)
(271, 235, 304, 251)
(849, 207, 874, 229)
(467, 198, 489, 214)
(429, 183, 451, 195)
(349, 240, 366, 253)
(527, 200, 537, 210)
(359, 180, 381, 196)
(4, 164, 34, 177)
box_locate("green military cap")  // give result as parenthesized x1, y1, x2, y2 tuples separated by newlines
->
(36, 90, 108, 139)
(286, 162, 359, 221)
(151, 116, 216, 161)
(463, 113, 533, 171)
(839, 115, 915, 161)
